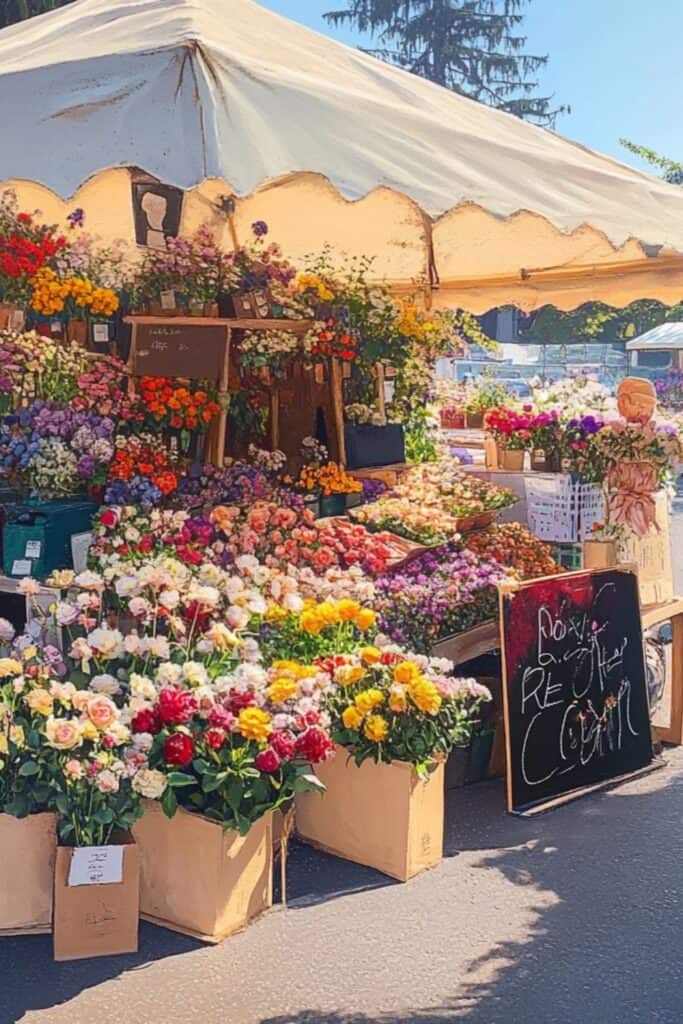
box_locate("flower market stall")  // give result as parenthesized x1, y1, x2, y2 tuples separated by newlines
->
(2, 0, 683, 965)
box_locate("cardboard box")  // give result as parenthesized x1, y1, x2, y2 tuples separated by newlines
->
(133, 803, 272, 943)
(619, 491, 674, 606)
(53, 832, 139, 961)
(295, 746, 444, 881)
(0, 812, 56, 935)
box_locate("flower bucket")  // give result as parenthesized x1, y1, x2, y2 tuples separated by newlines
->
(66, 319, 88, 348)
(464, 411, 484, 429)
(303, 494, 321, 519)
(319, 494, 347, 518)
(466, 732, 495, 784)
(0, 812, 56, 936)
(133, 802, 273, 943)
(295, 746, 444, 881)
(499, 448, 525, 472)
(345, 492, 362, 510)
(444, 745, 468, 790)
(0, 304, 25, 331)
(582, 539, 619, 570)
(440, 408, 465, 430)
(53, 831, 139, 961)
(531, 449, 561, 472)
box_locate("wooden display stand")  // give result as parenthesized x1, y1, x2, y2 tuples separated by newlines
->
(643, 597, 683, 746)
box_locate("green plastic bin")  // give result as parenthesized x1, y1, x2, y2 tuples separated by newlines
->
(2, 500, 98, 580)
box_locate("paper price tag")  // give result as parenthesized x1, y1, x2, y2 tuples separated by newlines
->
(11, 559, 32, 576)
(50, 320, 62, 335)
(92, 323, 109, 343)
(68, 845, 124, 887)
(25, 540, 41, 559)
(160, 290, 177, 311)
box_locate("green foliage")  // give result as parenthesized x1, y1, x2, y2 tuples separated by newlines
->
(527, 299, 683, 347)
(620, 139, 683, 185)
(0, 0, 73, 27)
(324, 0, 567, 127)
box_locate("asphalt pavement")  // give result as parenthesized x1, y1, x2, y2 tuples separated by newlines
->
(3, 510, 683, 1024)
(3, 747, 683, 1024)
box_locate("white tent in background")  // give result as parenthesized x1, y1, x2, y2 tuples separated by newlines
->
(1, 0, 682, 311)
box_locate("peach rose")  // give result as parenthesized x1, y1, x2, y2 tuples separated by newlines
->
(86, 695, 118, 731)
(45, 717, 82, 750)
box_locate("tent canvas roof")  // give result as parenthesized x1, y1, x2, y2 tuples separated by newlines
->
(1, 0, 683, 255)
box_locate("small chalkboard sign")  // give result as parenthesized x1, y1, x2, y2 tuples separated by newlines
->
(132, 323, 228, 380)
(500, 568, 654, 814)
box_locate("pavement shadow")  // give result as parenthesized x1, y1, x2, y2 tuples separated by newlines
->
(0, 921, 201, 1024)
(262, 764, 683, 1024)
(277, 838, 398, 909)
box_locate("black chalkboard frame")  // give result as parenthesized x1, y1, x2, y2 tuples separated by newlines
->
(498, 566, 660, 816)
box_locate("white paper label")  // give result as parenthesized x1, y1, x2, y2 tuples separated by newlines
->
(68, 845, 124, 887)
(50, 320, 62, 335)
(11, 559, 32, 576)
(160, 289, 177, 310)
(70, 532, 92, 574)
(25, 540, 41, 559)
(9, 310, 25, 330)
(93, 323, 109, 343)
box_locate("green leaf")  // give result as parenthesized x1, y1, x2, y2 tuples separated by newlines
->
(161, 785, 178, 819)
(294, 772, 326, 795)
(192, 758, 211, 774)
(225, 778, 243, 813)
(168, 772, 195, 788)
(93, 807, 114, 825)
(18, 761, 39, 777)
(201, 773, 223, 793)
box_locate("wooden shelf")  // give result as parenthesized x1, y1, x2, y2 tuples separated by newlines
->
(124, 316, 313, 331)
(431, 619, 500, 665)
(642, 598, 683, 629)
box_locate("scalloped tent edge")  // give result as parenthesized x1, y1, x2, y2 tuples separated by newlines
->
(3, 167, 683, 314)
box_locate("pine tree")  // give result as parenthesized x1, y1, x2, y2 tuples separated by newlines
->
(324, 0, 566, 128)
(0, 0, 74, 29)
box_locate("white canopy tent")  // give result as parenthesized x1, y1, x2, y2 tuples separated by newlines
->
(1, 0, 683, 311)
(626, 323, 683, 353)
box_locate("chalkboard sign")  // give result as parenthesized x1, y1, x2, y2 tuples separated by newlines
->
(132, 323, 228, 380)
(500, 568, 653, 814)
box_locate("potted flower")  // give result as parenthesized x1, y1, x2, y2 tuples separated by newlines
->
(528, 410, 562, 472)
(296, 461, 362, 517)
(343, 403, 406, 471)
(0, 650, 58, 936)
(484, 406, 532, 471)
(239, 328, 300, 382)
(296, 647, 492, 880)
(132, 663, 333, 943)
(462, 377, 510, 429)
(583, 521, 624, 570)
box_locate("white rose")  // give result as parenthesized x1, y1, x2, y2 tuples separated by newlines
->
(132, 769, 167, 800)
(90, 674, 121, 696)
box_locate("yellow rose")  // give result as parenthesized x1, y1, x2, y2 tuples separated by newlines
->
(26, 688, 53, 716)
(299, 610, 323, 635)
(364, 715, 389, 743)
(9, 725, 25, 748)
(354, 688, 385, 715)
(342, 706, 363, 730)
(0, 658, 22, 677)
(360, 647, 382, 666)
(335, 665, 366, 687)
(393, 661, 422, 686)
(354, 609, 377, 632)
(408, 678, 442, 716)
(273, 660, 299, 674)
(81, 720, 99, 742)
(336, 599, 361, 622)
(267, 677, 299, 703)
(45, 716, 82, 751)
(21, 646, 37, 663)
(316, 602, 340, 626)
(0, 734, 7, 755)
(237, 707, 272, 743)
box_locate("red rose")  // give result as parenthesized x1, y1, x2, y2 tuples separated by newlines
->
(100, 508, 119, 529)
(131, 708, 162, 735)
(158, 687, 197, 726)
(295, 727, 334, 764)
(205, 727, 227, 750)
(208, 705, 235, 730)
(270, 730, 296, 760)
(164, 733, 194, 767)
(255, 748, 281, 774)
(229, 690, 256, 714)
(304, 710, 320, 726)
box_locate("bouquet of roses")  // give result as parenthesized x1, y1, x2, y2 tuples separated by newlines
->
(326, 646, 492, 774)
(130, 659, 334, 832)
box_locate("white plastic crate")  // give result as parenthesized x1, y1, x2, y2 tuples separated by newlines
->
(524, 474, 604, 543)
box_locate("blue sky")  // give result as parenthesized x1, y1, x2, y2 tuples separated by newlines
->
(260, 0, 681, 175)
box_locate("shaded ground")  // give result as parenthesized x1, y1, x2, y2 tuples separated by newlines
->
(3, 748, 683, 1024)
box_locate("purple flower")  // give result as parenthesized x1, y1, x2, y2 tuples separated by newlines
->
(67, 207, 85, 227)
(252, 221, 268, 238)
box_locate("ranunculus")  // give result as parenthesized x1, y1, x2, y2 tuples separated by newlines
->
(255, 748, 280, 774)
(132, 768, 167, 799)
(158, 687, 197, 725)
(295, 727, 334, 764)
(205, 727, 226, 750)
(45, 716, 82, 750)
(164, 732, 194, 766)
(86, 695, 118, 731)
(208, 705, 235, 730)
(100, 508, 120, 528)
(131, 707, 162, 734)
